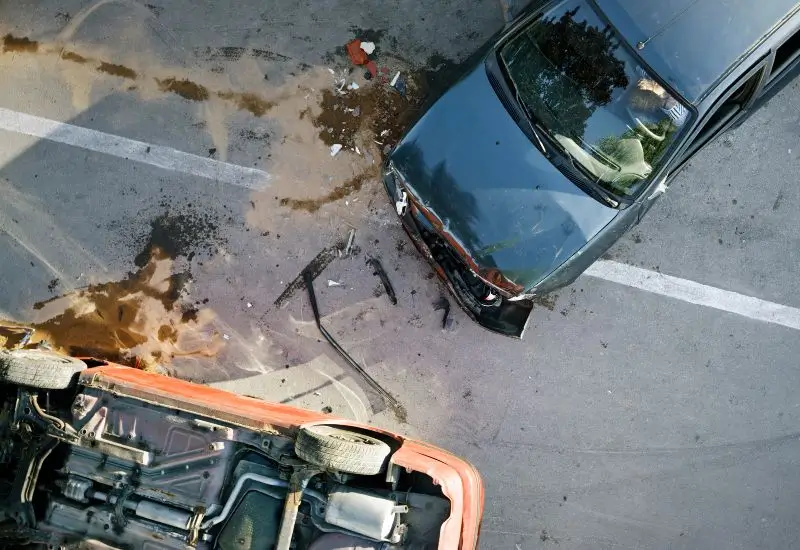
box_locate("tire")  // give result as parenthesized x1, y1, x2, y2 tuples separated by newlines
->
(295, 425, 391, 475)
(0, 350, 86, 390)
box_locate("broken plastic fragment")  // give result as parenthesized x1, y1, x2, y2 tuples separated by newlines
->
(223, 334, 231, 341)
(395, 191, 408, 216)
(345, 228, 356, 255)
(327, 280, 343, 287)
(330, 144, 343, 157)
(390, 71, 400, 87)
(380, 129, 390, 137)
(393, 77, 407, 96)
(360, 41, 376, 55)
(348, 82, 360, 90)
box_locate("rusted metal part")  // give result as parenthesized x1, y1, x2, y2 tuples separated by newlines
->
(395, 199, 532, 338)
(409, 197, 524, 297)
(275, 467, 321, 550)
(366, 256, 397, 305)
(303, 272, 406, 419)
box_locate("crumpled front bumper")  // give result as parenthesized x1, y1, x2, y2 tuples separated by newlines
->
(382, 167, 532, 338)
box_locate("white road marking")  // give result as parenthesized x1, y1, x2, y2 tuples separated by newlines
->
(0, 107, 271, 189)
(585, 260, 800, 331)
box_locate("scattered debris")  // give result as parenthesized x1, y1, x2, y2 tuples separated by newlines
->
(366, 257, 397, 305)
(433, 296, 452, 330)
(346, 39, 370, 65)
(345, 228, 356, 256)
(330, 143, 343, 157)
(274, 247, 339, 308)
(326, 280, 343, 287)
(222, 334, 231, 340)
(321, 406, 334, 414)
(392, 76, 407, 97)
(246, 302, 253, 308)
(344, 38, 377, 78)
(303, 271, 406, 421)
(360, 41, 376, 55)
(390, 71, 401, 87)
(347, 82, 360, 90)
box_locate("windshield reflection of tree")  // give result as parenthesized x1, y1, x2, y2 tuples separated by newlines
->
(504, 6, 628, 141)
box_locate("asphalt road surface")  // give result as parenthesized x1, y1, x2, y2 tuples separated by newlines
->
(1, 1, 799, 549)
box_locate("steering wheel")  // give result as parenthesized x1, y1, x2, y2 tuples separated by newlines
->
(634, 117, 665, 141)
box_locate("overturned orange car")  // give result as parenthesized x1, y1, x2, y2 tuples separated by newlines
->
(0, 349, 483, 549)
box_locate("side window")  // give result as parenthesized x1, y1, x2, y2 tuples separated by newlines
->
(770, 28, 800, 81)
(677, 67, 764, 164)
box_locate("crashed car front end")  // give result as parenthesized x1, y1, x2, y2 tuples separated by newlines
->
(383, 162, 534, 338)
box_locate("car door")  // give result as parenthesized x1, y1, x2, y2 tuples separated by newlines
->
(637, 58, 769, 221)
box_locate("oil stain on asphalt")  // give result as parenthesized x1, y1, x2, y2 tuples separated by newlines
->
(4, 249, 222, 369)
(1, 205, 229, 368)
(0, 35, 278, 118)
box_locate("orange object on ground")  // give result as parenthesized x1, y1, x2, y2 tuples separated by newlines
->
(346, 39, 369, 65)
(0, 347, 485, 550)
(84, 364, 484, 549)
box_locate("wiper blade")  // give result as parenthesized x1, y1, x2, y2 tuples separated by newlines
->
(552, 145, 620, 208)
(506, 78, 548, 157)
(516, 94, 548, 157)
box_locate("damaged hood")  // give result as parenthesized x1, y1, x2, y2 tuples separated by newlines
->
(390, 63, 618, 292)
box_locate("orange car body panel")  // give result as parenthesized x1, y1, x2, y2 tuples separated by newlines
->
(79, 364, 484, 549)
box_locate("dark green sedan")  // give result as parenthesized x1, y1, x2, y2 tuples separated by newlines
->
(384, 0, 800, 336)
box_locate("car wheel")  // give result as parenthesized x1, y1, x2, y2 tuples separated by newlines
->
(0, 350, 86, 390)
(295, 425, 391, 475)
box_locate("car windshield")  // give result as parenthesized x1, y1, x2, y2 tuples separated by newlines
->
(498, 0, 692, 197)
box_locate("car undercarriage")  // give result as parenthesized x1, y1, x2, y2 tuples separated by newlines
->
(0, 351, 454, 550)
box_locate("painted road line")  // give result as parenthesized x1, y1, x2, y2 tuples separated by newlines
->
(0, 107, 270, 189)
(585, 260, 800, 331)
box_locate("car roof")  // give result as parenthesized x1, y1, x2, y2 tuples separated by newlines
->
(595, 0, 800, 103)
